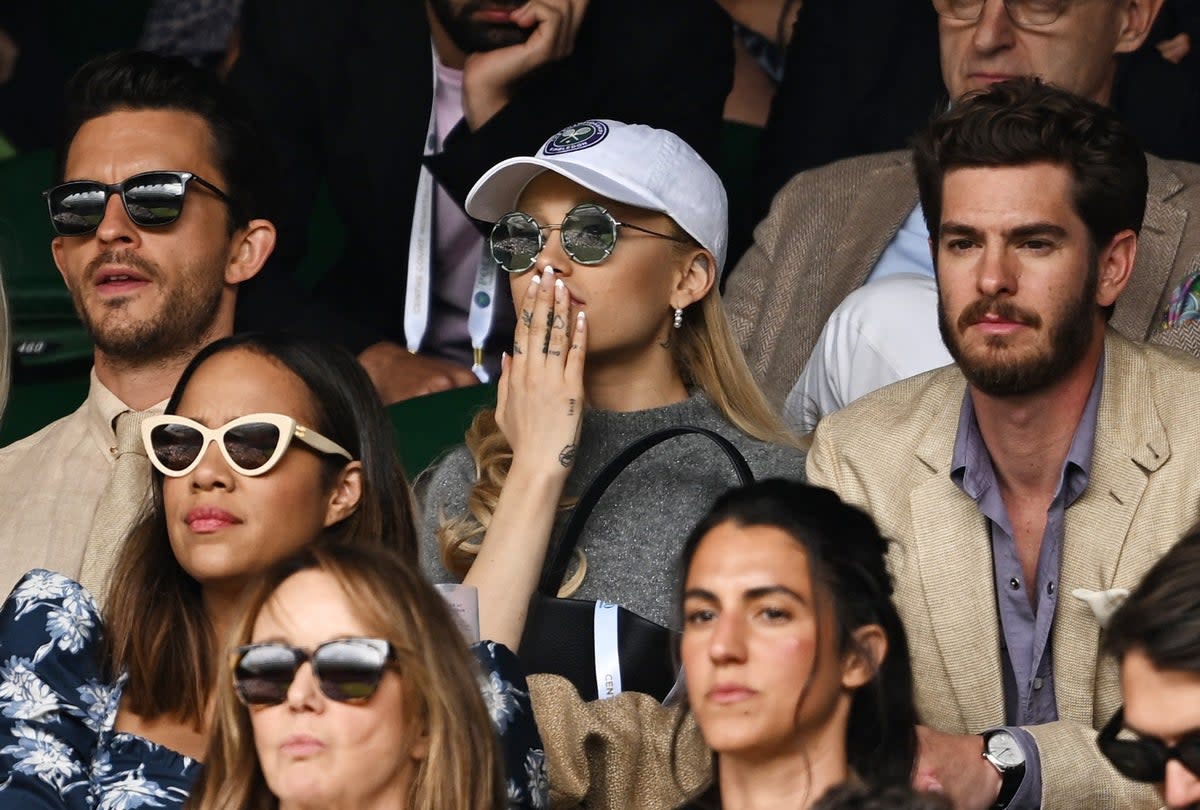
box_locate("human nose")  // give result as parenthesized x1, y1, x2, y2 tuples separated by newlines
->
(189, 436, 235, 491)
(1163, 759, 1200, 809)
(94, 189, 141, 246)
(708, 612, 748, 664)
(976, 245, 1018, 298)
(971, 0, 1017, 53)
(536, 224, 574, 275)
(284, 660, 324, 712)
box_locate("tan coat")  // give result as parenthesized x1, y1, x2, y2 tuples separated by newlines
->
(530, 334, 1200, 809)
(807, 332, 1200, 809)
(725, 151, 1200, 410)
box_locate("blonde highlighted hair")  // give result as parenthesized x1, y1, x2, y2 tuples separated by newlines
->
(186, 544, 505, 810)
(437, 233, 798, 592)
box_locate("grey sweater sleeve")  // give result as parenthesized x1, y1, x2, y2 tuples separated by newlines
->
(413, 445, 477, 584)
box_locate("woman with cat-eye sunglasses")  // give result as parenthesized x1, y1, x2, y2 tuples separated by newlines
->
(0, 333, 544, 808)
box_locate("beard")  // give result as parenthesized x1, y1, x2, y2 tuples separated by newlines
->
(73, 249, 226, 365)
(937, 263, 1100, 397)
(428, 0, 531, 53)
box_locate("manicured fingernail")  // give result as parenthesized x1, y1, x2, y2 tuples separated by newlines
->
(543, 268, 555, 285)
(530, 273, 541, 285)
(555, 278, 564, 289)
(577, 310, 586, 322)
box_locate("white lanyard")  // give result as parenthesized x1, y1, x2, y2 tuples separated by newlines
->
(404, 48, 497, 382)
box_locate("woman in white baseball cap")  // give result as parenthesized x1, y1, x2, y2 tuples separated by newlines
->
(418, 120, 805, 670)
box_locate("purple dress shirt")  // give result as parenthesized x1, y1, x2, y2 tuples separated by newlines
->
(948, 360, 1104, 809)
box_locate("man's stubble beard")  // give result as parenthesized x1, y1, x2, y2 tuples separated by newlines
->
(73, 249, 226, 367)
(428, 0, 531, 54)
(937, 261, 1100, 398)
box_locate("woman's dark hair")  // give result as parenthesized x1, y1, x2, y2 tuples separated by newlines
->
(1105, 524, 1200, 673)
(103, 332, 416, 727)
(59, 49, 276, 230)
(672, 479, 917, 805)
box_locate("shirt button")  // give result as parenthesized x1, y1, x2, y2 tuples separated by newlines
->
(1009, 577, 1020, 590)
(1033, 677, 1044, 690)
(1048, 582, 1056, 595)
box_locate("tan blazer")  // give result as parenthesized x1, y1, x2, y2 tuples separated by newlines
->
(726, 150, 1200, 410)
(807, 332, 1200, 809)
(529, 334, 1200, 809)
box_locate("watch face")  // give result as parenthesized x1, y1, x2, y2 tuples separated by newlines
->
(987, 731, 1025, 768)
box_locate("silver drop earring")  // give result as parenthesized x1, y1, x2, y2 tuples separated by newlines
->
(673, 307, 684, 329)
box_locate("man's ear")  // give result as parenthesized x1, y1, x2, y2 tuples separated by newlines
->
(842, 624, 888, 690)
(671, 249, 717, 311)
(1096, 229, 1137, 309)
(51, 236, 70, 286)
(1114, 0, 1166, 54)
(224, 218, 276, 285)
(323, 461, 364, 527)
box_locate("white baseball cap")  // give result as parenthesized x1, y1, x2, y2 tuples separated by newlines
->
(465, 119, 729, 271)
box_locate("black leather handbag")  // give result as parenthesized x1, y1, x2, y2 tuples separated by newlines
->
(518, 426, 754, 701)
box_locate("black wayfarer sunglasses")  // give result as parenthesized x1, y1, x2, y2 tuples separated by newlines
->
(1098, 707, 1200, 783)
(43, 170, 233, 236)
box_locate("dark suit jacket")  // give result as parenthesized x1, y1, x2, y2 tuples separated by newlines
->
(750, 0, 943, 220)
(229, 0, 733, 353)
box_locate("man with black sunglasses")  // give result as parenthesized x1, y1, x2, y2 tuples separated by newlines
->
(1103, 526, 1200, 809)
(0, 51, 277, 599)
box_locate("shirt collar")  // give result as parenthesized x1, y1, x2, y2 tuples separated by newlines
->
(951, 354, 1104, 507)
(83, 369, 170, 457)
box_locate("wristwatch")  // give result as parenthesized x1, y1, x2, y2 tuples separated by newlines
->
(981, 729, 1026, 809)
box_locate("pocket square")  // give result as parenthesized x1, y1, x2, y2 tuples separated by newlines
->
(1071, 588, 1130, 627)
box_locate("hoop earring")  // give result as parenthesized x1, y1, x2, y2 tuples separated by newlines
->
(673, 307, 684, 329)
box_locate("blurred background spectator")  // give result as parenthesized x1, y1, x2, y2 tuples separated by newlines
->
(138, 0, 244, 74)
(0, 5, 67, 154)
(1114, 0, 1200, 163)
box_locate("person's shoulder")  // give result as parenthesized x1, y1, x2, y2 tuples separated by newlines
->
(1112, 333, 1200, 417)
(412, 443, 477, 532)
(686, 396, 808, 476)
(773, 149, 914, 205)
(1, 569, 104, 658)
(1147, 153, 1200, 195)
(818, 363, 964, 443)
(415, 444, 476, 493)
(0, 406, 86, 465)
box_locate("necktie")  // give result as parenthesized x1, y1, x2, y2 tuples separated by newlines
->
(79, 409, 154, 605)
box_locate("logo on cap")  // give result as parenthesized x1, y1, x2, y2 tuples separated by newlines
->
(543, 120, 609, 155)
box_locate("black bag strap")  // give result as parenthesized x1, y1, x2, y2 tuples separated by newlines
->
(536, 426, 754, 595)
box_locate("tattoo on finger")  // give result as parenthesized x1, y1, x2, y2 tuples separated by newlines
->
(521, 310, 533, 327)
(558, 443, 578, 467)
(568, 398, 577, 416)
(552, 314, 566, 330)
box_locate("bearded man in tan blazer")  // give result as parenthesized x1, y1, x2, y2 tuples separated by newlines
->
(521, 80, 1200, 810)
(806, 79, 1200, 809)
(725, 0, 1200, 414)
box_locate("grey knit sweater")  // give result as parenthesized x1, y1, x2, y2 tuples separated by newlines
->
(416, 392, 807, 629)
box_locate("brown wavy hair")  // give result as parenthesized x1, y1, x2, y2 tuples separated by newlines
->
(185, 544, 506, 809)
(436, 230, 798, 592)
(102, 333, 416, 729)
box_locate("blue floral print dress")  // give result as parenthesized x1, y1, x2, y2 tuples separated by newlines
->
(0, 570, 547, 809)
